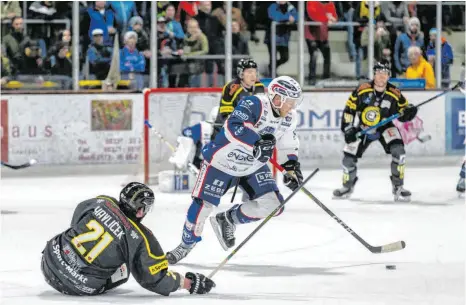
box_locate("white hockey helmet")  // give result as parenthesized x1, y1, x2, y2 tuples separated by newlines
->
(267, 76, 303, 110)
(208, 106, 219, 123)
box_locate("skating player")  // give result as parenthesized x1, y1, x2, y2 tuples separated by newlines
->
(333, 60, 418, 201)
(41, 182, 215, 296)
(167, 76, 304, 264)
(212, 58, 265, 139)
(169, 106, 219, 171)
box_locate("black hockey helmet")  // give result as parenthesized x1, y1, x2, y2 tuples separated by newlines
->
(119, 182, 154, 221)
(237, 58, 258, 78)
(373, 60, 391, 75)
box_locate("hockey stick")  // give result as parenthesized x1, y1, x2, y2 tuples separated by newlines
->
(144, 120, 199, 176)
(208, 168, 319, 279)
(357, 82, 462, 137)
(1, 159, 37, 170)
(270, 159, 406, 254)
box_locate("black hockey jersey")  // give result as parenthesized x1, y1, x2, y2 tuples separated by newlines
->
(341, 81, 410, 136)
(212, 78, 265, 139)
(42, 196, 181, 296)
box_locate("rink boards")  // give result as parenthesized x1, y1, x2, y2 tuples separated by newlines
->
(1, 90, 464, 167)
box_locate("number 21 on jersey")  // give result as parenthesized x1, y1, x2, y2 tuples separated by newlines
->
(71, 219, 114, 263)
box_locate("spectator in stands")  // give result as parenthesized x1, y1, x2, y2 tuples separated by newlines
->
(3, 16, 30, 74)
(109, 1, 138, 34)
(20, 39, 45, 75)
(47, 29, 71, 58)
(394, 17, 424, 76)
(265, 1, 297, 77)
(84, 1, 116, 46)
(381, 1, 409, 33)
(29, 1, 57, 19)
(87, 28, 113, 80)
(195, 1, 225, 87)
(165, 4, 185, 41)
(1, 45, 11, 85)
(337, 2, 356, 62)
(305, 1, 337, 84)
(45, 41, 72, 89)
(212, 2, 248, 33)
(1, 1, 21, 19)
(183, 19, 209, 87)
(232, 20, 249, 76)
(361, 15, 391, 65)
(176, 1, 199, 29)
(129, 16, 150, 73)
(426, 28, 454, 88)
(405, 45, 435, 89)
(119, 31, 145, 90)
(352, 1, 381, 80)
(241, 2, 260, 43)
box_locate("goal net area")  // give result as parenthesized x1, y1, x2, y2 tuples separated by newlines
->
(134, 88, 277, 192)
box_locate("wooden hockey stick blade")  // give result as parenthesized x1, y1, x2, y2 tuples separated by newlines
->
(208, 168, 319, 279)
(1, 159, 37, 170)
(270, 159, 406, 254)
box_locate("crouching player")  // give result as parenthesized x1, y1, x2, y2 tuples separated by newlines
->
(166, 76, 304, 264)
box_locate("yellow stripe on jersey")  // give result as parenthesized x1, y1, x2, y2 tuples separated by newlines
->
(346, 100, 357, 110)
(349, 94, 357, 101)
(220, 105, 234, 114)
(385, 91, 400, 101)
(128, 218, 167, 261)
(358, 88, 372, 96)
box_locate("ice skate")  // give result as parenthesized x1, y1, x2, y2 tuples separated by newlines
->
(392, 185, 411, 202)
(456, 177, 465, 196)
(210, 210, 236, 251)
(333, 177, 358, 199)
(166, 243, 194, 264)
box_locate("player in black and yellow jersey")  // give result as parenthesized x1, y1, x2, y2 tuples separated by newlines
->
(333, 60, 418, 202)
(41, 182, 215, 296)
(211, 58, 265, 139)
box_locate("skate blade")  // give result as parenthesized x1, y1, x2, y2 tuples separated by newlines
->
(209, 217, 229, 251)
(332, 193, 352, 200)
(394, 195, 411, 202)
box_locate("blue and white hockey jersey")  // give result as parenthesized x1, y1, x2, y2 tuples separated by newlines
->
(202, 94, 299, 177)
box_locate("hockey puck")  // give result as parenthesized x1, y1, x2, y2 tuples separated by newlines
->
(385, 265, 396, 270)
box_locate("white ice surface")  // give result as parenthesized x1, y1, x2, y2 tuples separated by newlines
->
(0, 166, 464, 305)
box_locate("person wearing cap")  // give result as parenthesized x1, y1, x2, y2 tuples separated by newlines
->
(87, 28, 113, 80)
(426, 28, 454, 88)
(394, 17, 424, 76)
(85, 1, 115, 45)
(129, 16, 150, 61)
(120, 31, 145, 90)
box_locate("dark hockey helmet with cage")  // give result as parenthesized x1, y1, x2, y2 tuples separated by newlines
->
(237, 58, 258, 78)
(119, 182, 155, 221)
(373, 60, 391, 75)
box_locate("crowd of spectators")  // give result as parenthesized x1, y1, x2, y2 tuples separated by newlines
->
(0, 1, 464, 91)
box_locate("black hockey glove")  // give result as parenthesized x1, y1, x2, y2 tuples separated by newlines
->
(344, 127, 359, 144)
(281, 160, 303, 191)
(253, 134, 276, 163)
(185, 272, 216, 294)
(400, 104, 418, 122)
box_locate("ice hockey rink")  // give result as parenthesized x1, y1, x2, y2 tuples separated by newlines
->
(1, 164, 464, 305)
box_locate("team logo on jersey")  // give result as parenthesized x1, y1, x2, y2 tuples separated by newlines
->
(361, 106, 381, 127)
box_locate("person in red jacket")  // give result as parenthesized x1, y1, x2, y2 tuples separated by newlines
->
(304, 1, 337, 85)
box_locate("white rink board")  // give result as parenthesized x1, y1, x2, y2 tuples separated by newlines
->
(2, 91, 446, 166)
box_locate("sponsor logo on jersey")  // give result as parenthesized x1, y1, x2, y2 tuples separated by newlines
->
(75, 284, 96, 294)
(204, 178, 226, 198)
(148, 260, 169, 275)
(232, 110, 249, 121)
(52, 243, 88, 284)
(227, 149, 254, 163)
(255, 171, 274, 185)
(183, 129, 192, 137)
(258, 126, 276, 135)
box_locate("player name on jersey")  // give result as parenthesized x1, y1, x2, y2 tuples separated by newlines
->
(93, 207, 125, 239)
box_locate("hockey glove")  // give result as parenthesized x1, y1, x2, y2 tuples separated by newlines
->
(185, 272, 216, 294)
(281, 160, 303, 191)
(253, 134, 276, 163)
(400, 104, 418, 122)
(344, 127, 359, 144)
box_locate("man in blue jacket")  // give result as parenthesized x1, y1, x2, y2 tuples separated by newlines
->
(394, 17, 424, 75)
(426, 28, 454, 88)
(86, 1, 115, 46)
